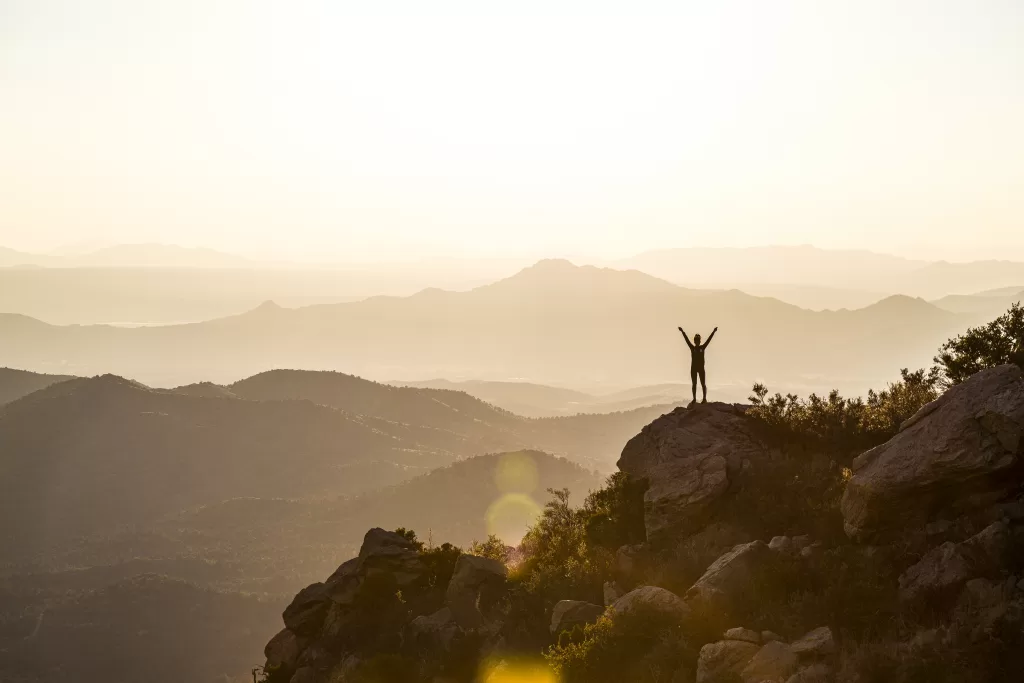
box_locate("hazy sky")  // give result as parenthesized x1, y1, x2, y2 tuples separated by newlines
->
(2, 0, 1022, 262)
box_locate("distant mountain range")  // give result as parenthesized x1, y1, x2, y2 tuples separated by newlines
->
(0, 259, 1006, 395)
(616, 245, 1024, 301)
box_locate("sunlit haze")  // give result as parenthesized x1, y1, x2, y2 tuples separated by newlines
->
(3, 0, 1022, 262)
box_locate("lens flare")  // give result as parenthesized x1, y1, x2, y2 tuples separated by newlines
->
(494, 451, 540, 494)
(478, 657, 559, 683)
(485, 493, 542, 544)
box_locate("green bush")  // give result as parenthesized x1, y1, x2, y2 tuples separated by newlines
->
(748, 367, 939, 458)
(934, 302, 1024, 386)
(544, 606, 694, 683)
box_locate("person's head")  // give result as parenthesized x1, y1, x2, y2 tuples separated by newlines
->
(694, 333, 702, 344)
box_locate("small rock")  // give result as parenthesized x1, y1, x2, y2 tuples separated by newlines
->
(791, 536, 812, 551)
(550, 600, 604, 635)
(769, 536, 792, 552)
(761, 630, 783, 643)
(790, 626, 835, 657)
(696, 640, 760, 683)
(740, 641, 799, 683)
(724, 627, 761, 644)
(611, 586, 690, 619)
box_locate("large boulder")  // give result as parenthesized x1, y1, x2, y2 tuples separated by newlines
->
(550, 600, 604, 635)
(685, 541, 778, 616)
(446, 554, 508, 629)
(842, 365, 1024, 540)
(899, 520, 1010, 602)
(618, 403, 765, 545)
(264, 628, 304, 672)
(357, 528, 426, 587)
(696, 640, 760, 683)
(610, 585, 690, 619)
(282, 582, 331, 636)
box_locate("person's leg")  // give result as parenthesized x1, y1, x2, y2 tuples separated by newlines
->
(690, 367, 698, 403)
(699, 368, 707, 403)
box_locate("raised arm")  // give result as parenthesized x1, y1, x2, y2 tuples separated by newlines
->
(702, 327, 718, 348)
(678, 326, 694, 349)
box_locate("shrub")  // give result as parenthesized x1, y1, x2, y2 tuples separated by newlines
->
(934, 302, 1024, 386)
(748, 368, 939, 459)
(544, 605, 694, 683)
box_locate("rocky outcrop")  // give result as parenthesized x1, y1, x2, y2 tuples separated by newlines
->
(740, 641, 799, 683)
(696, 640, 760, 683)
(899, 520, 1010, 602)
(685, 540, 779, 615)
(446, 554, 508, 629)
(789, 626, 835, 657)
(610, 585, 690, 619)
(618, 403, 765, 545)
(263, 528, 509, 683)
(550, 600, 604, 635)
(842, 365, 1024, 540)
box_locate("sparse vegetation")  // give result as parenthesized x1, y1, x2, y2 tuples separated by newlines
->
(933, 302, 1024, 386)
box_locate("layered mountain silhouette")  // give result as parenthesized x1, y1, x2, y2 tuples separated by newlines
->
(0, 369, 661, 564)
(0, 260, 987, 394)
(0, 367, 74, 406)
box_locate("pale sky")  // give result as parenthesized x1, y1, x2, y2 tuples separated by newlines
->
(1, 0, 1023, 262)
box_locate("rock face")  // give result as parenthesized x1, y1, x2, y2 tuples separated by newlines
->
(685, 541, 778, 616)
(618, 403, 765, 545)
(789, 626, 835, 657)
(446, 554, 508, 629)
(696, 640, 760, 683)
(610, 585, 690, 619)
(842, 365, 1024, 540)
(264, 529, 509, 683)
(739, 641, 799, 683)
(549, 600, 604, 635)
(899, 521, 1010, 602)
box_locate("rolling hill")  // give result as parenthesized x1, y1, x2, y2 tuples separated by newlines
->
(0, 367, 74, 406)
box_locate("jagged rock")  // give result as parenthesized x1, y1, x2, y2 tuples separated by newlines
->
(724, 627, 761, 643)
(550, 600, 604, 634)
(357, 528, 427, 587)
(603, 580, 623, 605)
(282, 582, 331, 636)
(842, 365, 1024, 540)
(359, 527, 420, 557)
(740, 641, 799, 683)
(618, 403, 765, 544)
(790, 626, 835, 657)
(611, 585, 691, 619)
(265, 628, 303, 671)
(686, 541, 778, 615)
(899, 521, 1009, 602)
(446, 554, 507, 629)
(785, 662, 832, 683)
(769, 536, 792, 552)
(696, 640, 760, 683)
(410, 607, 459, 650)
(325, 558, 362, 605)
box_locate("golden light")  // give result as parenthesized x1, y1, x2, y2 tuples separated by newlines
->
(478, 657, 559, 683)
(494, 451, 540, 494)
(485, 493, 543, 545)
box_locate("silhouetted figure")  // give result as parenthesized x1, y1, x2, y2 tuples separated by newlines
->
(679, 326, 717, 404)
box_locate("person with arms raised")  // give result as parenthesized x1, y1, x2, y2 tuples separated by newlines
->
(678, 326, 717, 404)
